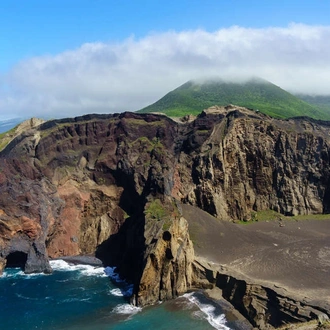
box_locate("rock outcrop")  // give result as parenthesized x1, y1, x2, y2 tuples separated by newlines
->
(0, 117, 45, 152)
(133, 201, 194, 306)
(175, 106, 330, 220)
(193, 259, 329, 329)
(0, 106, 330, 324)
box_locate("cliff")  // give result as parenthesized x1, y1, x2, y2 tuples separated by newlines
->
(0, 106, 330, 327)
(194, 259, 330, 329)
(183, 203, 330, 329)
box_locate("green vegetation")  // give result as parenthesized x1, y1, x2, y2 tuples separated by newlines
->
(162, 218, 171, 231)
(296, 94, 330, 114)
(138, 78, 330, 120)
(131, 136, 155, 153)
(144, 199, 178, 231)
(124, 117, 166, 127)
(237, 209, 282, 224)
(129, 137, 165, 167)
(0, 125, 21, 151)
(145, 199, 167, 221)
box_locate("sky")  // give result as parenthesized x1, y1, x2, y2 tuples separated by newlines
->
(1, 0, 330, 120)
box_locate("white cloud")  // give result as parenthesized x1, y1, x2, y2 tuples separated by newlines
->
(1, 23, 330, 119)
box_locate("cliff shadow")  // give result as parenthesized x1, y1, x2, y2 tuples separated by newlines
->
(95, 177, 147, 286)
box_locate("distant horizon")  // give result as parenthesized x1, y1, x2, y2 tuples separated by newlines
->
(0, 75, 329, 129)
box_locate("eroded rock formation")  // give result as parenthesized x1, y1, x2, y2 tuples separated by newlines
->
(193, 259, 330, 329)
(0, 106, 330, 321)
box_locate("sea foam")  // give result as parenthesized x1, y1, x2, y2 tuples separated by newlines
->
(109, 284, 133, 298)
(1, 269, 45, 279)
(50, 260, 107, 277)
(112, 304, 141, 315)
(183, 293, 230, 330)
(110, 288, 124, 297)
(106, 267, 134, 297)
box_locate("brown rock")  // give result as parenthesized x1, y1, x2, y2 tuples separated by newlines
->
(0, 109, 330, 328)
(21, 216, 41, 239)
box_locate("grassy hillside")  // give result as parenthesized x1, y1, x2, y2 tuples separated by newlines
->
(138, 78, 330, 120)
(296, 94, 330, 114)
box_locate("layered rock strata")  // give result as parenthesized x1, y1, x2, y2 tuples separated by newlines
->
(0, 107, 330, 324)
(193, 259, 329, 329)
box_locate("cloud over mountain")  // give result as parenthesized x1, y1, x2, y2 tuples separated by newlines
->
(1, 23, 330, 119)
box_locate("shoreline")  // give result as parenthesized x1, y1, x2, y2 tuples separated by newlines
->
(51, 255, 104, 267)
(203, 287, 253, 329)
(51, 255, 253, 328)
(49, 241, 330, 330)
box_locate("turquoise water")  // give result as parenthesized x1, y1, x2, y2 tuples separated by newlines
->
(0, 260, 246, 330)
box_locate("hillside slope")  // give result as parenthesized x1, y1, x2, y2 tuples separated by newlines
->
(296, 94, 330, 114)
(138, 78, 330, 119)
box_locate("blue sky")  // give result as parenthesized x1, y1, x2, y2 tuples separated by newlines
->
(2, 0, 330, 71)
(1, 0, 330, 119)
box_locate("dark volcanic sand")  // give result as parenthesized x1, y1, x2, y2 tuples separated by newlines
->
(182, 204, 330, 309)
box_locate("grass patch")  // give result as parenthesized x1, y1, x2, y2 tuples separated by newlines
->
(0, 126, 21, 151)
(130, 136, 154, 152)
(145, 199, 167, 221)
(237, 209, 282, 224)
(144, 199, 180, 232)
(162, 218, 171, 231)
(124, 117, 166, 127)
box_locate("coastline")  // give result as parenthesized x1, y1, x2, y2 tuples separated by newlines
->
(182, 203, 330, 328)
(203, 287, 253, 329)
(51, 255, 104, 267)
(51, 255, 253, 329)
(49, 206, 330, 330)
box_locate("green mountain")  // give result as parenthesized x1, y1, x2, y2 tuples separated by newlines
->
(296, 94, 330, 114)
(138, 78, 330, 120)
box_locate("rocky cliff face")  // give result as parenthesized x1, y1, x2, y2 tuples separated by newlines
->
(0, 107, 330, 310)
(175, 106, 330, 220)
(193, 259, 329, 329)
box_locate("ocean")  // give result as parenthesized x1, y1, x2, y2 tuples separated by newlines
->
(0, 260, 248, 330)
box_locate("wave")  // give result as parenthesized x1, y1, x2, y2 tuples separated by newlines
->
(55, 278, 70, 283)
(183, 293, 230, 330)
(80, 266, 107, 277)
(50, 260, 134, 299)
(1, 269, 46, 279)
(50, 260, 107, 277)
(49, 259, 75, 271)
(110, 288, 124, 297)
(15, 293, 40, 300)
(110, 284, 133, 298)
(62, 297, 91, 303)
(112, 304, 141, 315)
(1, 261, 123, 282)
(104, 266, 134, 298)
